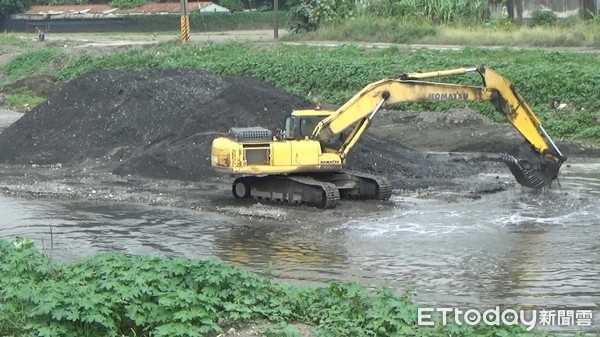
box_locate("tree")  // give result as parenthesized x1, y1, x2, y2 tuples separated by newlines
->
(244, 0, 294, 11)
(0, 0, 32, 18)
(287, 0, 354, 32)
(218, 0, 244, 12)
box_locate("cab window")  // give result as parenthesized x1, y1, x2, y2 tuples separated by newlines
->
(299, 117, 320, 138)
(284, 117, 293, 139)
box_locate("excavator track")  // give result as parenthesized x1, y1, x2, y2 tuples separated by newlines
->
(338, 170, 392, 200)
(231, 175, 340, 209)
(288, 176, 340, 209)
(231, 170, 391, 209)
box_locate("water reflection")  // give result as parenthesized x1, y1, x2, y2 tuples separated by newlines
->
(214, 222, 348, 281)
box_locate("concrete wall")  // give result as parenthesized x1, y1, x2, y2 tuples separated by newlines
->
(200, 3, 230, 13)
(510, 0, 598, 22)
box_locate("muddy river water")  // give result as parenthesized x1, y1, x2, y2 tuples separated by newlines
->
(1, 163, 599, 330)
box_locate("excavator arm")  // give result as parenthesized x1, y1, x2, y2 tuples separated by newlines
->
(311, 66, 566, 188)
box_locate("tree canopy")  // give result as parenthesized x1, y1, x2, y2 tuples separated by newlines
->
(0, 0, 31, 18)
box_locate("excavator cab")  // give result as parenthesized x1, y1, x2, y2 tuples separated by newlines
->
(283, 110, 334, 140)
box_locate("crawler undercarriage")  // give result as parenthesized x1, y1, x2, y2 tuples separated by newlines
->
(230, 170, 392, 209)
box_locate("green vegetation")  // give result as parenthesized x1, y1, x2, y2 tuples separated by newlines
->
(33, 42, 598, 142)
(362, 0, 492, 25)
(530, 9, 559, 27)
(0, 33, 36, 54)
(1, 42, 598, 142)
(7, 87, 45, 108)
(283, 18, 600, 47)
(124, 11, 288, 32)
(1, 48, 58, 78)
(286, 0, 497, 32)
(219, 0, 244, 13)
(108, 0, 149, 9)
(287, 0, 354, 33)
(27, 0, 292, 9)
(284, 0, 600, 47)
(0, 238, 591, 337)
(286, 18, 438, 43)
(0, 0, 31, 18)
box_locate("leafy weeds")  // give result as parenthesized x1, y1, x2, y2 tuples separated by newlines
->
(0, 239, 591, 337)
(1, 48, 58, 79)
(6, 87, 45, 109)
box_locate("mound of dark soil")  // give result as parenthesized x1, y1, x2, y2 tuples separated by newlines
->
(0, 68, 310, 168)
(0, 68, 491, 184)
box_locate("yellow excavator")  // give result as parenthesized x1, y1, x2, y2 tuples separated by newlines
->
(211, 66, 566, 209)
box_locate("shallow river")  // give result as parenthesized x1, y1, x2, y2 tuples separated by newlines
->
(1, 163, 599, 330)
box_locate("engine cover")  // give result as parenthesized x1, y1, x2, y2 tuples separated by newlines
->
(228, 127, 273, 142)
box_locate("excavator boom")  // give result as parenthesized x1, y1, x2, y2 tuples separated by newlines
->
(313, 67, 564, 162)
(211, 66, 566, 208)
(310, 66, 565, 188)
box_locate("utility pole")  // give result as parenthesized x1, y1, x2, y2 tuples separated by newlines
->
(273, 0, 279, 39)
(180, 0, 190, 43)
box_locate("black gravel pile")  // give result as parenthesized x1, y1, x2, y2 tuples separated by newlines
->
(0, 68, 310, 178)
(0, 68, 483, 183)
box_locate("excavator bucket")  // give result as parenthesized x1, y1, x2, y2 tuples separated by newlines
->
(501, 143, 562, 189)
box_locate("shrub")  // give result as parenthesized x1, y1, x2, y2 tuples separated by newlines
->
(1, 48, 57, 78)
(287, 0, 354, 33)
(531, 9, 558, 26)
(287, 3, 319, 32)
(218, 0, 243, 13)
(365, 0, 420, 18)
(109, 0, 150, 9)
(363, 0, 488, 24)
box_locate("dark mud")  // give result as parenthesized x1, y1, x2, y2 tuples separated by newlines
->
(371, 109, 600, 158)
(1, 75, 61, 98)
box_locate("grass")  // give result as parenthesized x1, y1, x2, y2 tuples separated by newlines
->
(7, 87, 45, 109)
(282, 18, 437, 44)
(282, 17, 600, 47)
(422, 23, 599, 47)
(1, 48, 59, 79)
(0, 33, 37, 53)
